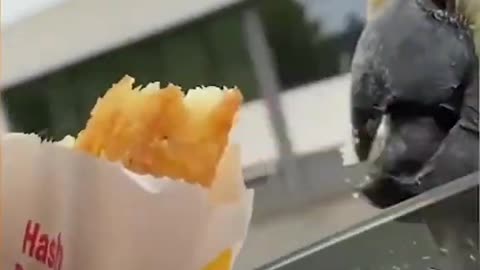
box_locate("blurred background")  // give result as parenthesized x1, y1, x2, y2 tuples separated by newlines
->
(2, 0, 478, 269)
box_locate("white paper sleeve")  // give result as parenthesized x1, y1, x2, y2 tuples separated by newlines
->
(1, 133, 253, 270)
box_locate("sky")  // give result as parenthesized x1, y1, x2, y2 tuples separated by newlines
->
(301, 0, 367, 34)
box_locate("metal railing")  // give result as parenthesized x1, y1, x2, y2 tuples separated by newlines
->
(255, 172, 479, 270)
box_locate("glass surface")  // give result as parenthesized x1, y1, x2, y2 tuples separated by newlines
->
(2, 11, 259, 140)
(256, 173, 479, 270)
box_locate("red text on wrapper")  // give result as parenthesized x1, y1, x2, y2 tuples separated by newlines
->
(15, 220, 64, 270)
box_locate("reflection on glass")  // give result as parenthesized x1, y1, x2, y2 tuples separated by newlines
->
(2, 11, 259, 140)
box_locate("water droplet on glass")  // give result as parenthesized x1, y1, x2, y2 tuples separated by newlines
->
(450, 62, 456, 67)
(352, 192, 360, 199)
(389, 250, 395, 255)
(412, 241, 417, 246)
(469, 254, 477, 261)
(402, 263, 410, 269)
(422, 256, 431, 260)
(392, 266, 401, 270)
(345, 178, 352, 184)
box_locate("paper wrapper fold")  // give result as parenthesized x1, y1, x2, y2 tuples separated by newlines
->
(1, 133, 253, 270)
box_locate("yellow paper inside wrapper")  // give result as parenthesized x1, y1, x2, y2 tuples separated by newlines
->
(203, 249, 233, 270)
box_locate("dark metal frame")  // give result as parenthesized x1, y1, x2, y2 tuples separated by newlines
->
(255, 172, 479, 270)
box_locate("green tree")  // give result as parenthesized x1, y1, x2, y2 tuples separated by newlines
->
(258, 0, 334, 88)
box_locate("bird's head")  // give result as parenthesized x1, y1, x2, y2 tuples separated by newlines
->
(351, 0, 478, 208)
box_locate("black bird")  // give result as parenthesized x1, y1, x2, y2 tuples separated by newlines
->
(351, 0, 478, 268)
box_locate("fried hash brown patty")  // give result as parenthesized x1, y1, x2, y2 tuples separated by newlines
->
(74, 75, 243, 187)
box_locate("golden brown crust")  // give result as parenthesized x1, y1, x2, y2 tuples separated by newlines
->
(74, 75, 242, 187)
